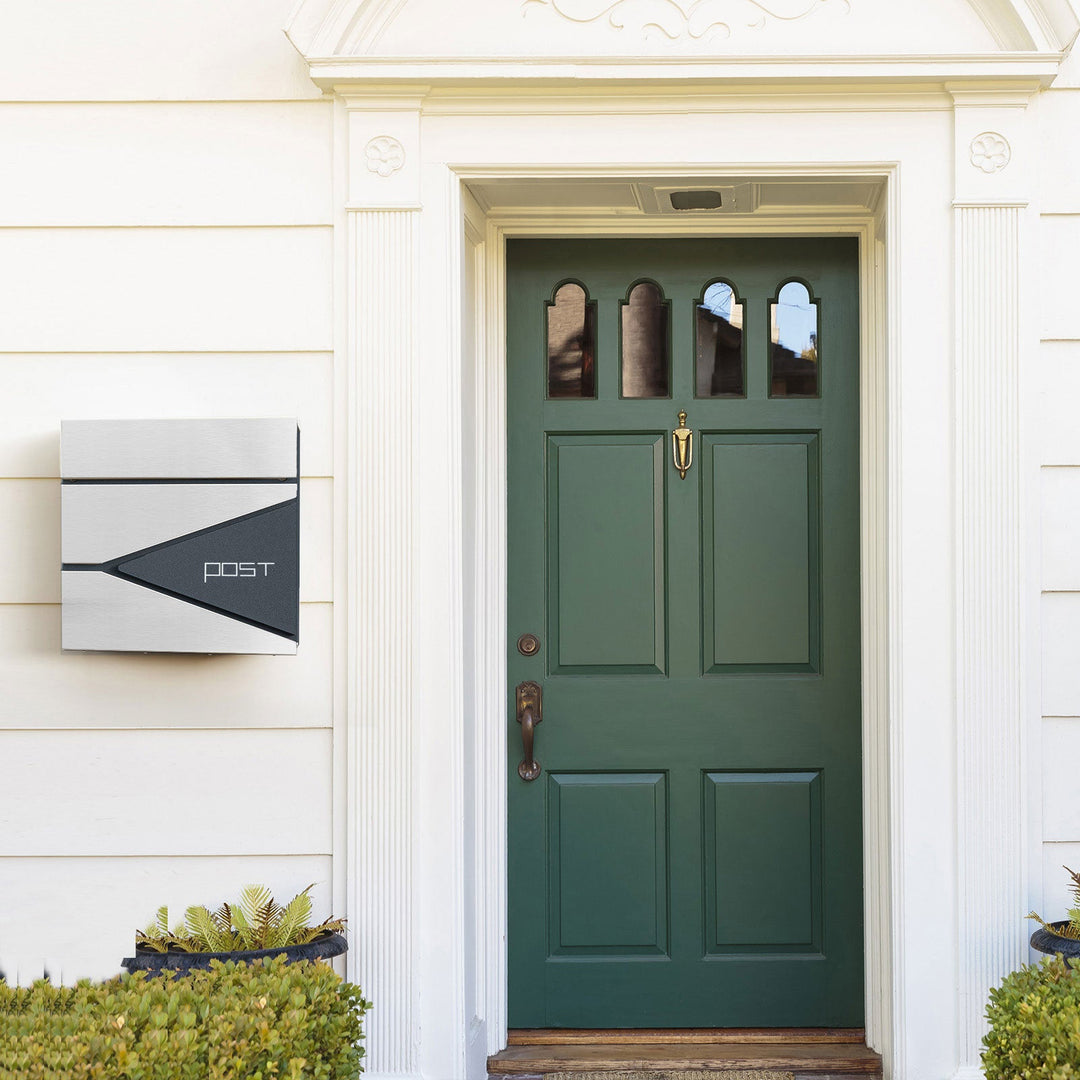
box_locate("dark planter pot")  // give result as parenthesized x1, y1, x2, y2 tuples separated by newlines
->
(1030, 921, 1080, 961)
(121, 932, 347, 976)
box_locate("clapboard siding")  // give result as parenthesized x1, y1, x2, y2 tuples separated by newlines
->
(0, 729, 333, 855)
(1042, 843, 1080, 919)
(0, 19, 339, 987)
(0, 477, 333, 604)
(0, 103, 333, 227)
(1038, 342, 1080, 465)
(0, 353, 334, 479)
(0, 227, 333, 353)
(0, 603, 333, 729)
(1037, 92, 1080, 213)
(1042, 719, 1080, 840)
(1037, 197, 1080, 909)
(0, 855, 333, 985)
(1041, 468, 1080, 591)
(1040, 215, 1080, 341)
(1042, 593, 1080, 718)
(0, 0, 319, 102)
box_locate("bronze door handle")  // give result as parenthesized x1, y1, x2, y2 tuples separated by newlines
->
(516, 681, 543, 781)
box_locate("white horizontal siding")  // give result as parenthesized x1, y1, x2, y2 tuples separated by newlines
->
(1038, 343, 1080, 465)
(0, 479, 59, 601)
(1040, 215, 1080, 341)
(1042, 594, 1080, 717)
(1037, 92, 1080, 213)
(0, 728, 333, 856)
(0, 103, 333, 227)
(0, 478, 332, 603)
(0, 0, 319, 102)
(0, 854, 334, 984)
(1041, 843, 1080, 922)
(0, 603, 332, 728)
(1041, 468, 1080, 590)
(0, 353, 334, 478)
(0, 228, 333, 353)
(1042, 718, 1080, 840)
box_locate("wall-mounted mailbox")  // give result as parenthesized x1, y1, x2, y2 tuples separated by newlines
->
(61, 419, 300, 655)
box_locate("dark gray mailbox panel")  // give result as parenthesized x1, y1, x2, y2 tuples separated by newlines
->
(61, 419, 300, 655)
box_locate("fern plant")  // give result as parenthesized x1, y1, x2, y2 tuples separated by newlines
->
(135, 884, 346, 953)
(1027, 865, 1080, 940)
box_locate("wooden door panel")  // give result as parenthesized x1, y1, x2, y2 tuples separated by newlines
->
(702, 433, 821, 673)
(548, 772, 668, 956)
(704, 770, 822, 953)
(547, 435, 665, 673)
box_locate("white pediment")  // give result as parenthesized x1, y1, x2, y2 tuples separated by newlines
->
(288, 0, 1078, 60)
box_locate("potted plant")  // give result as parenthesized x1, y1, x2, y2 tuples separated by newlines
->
(1027, 865, 1080, 961)
(122, 883, 347, 975)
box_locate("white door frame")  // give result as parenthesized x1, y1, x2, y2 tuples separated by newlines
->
(341, 82, 1034, 1079)
(457, 168, 897, 1068)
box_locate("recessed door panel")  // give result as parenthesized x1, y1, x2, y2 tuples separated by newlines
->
(704, 770, 822, 954)
(548, 435, 665, 673)
(703, 433, 820, 673)
(548, 772, 668, 957)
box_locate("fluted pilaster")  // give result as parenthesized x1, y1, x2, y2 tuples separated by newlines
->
(954, 203, 1025, 1073)
(348, 208, 418, 1076)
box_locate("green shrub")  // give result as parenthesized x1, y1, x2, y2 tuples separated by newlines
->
(0, 955, 372, 1080)
(983, 954, 1080, 1080)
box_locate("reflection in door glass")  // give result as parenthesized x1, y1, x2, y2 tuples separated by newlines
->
(770, 280, 819, 397)
(621, 281, 670, 398)
(548, 282, 597, 399)
(695, 281, 745, 397)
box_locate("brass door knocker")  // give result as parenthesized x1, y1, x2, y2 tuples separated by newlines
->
(672, 410, 693, 480)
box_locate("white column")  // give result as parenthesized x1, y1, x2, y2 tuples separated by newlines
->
(950, 88, 1032, 1079)
(342, 94, 424, 1079)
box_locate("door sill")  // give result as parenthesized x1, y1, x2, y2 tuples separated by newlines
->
(488, 1031, 882, 1077)
(507, 1030, 866, 1046)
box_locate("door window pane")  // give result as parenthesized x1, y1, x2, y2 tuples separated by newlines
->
(770, 280, 819, 398)
(695, 280, 745, 397)
(548, 282, 597, 399)
(621, 281, 670, 399)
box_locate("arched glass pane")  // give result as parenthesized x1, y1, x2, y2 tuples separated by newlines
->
(547, 282, 596, 399)
(695, 281, 745, 397)
(770, 281, 819, 398)
(621, 282, 670, 399)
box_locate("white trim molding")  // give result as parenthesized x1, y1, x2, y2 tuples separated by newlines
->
(348, 205, 421, 1079)
(953, 200, 1026, 1075)
(950, 86, 1032, 1079)
(285, 0, 1079, 59)
(321, 67, 1047, 1077)
(343, 88, 424, 1077)
(464, 197, 895, 1072)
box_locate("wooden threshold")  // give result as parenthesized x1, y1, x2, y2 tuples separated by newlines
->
(489, 1034, 882, 1077)
(508, 1030, 866, 1046)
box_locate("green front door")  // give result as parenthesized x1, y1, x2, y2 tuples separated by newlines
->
(507, 237, 862, 1028)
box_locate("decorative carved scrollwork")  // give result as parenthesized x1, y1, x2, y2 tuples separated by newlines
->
(522, 0, 849, 42)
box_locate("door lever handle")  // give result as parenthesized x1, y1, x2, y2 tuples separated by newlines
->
(516, 681, 543, 781)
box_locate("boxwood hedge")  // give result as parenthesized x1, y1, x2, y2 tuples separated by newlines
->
(0, 955, 371, 1080)
(983, 954, 1080, 1079)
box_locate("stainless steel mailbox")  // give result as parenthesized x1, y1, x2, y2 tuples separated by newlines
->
(61, 419, 300, 655)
